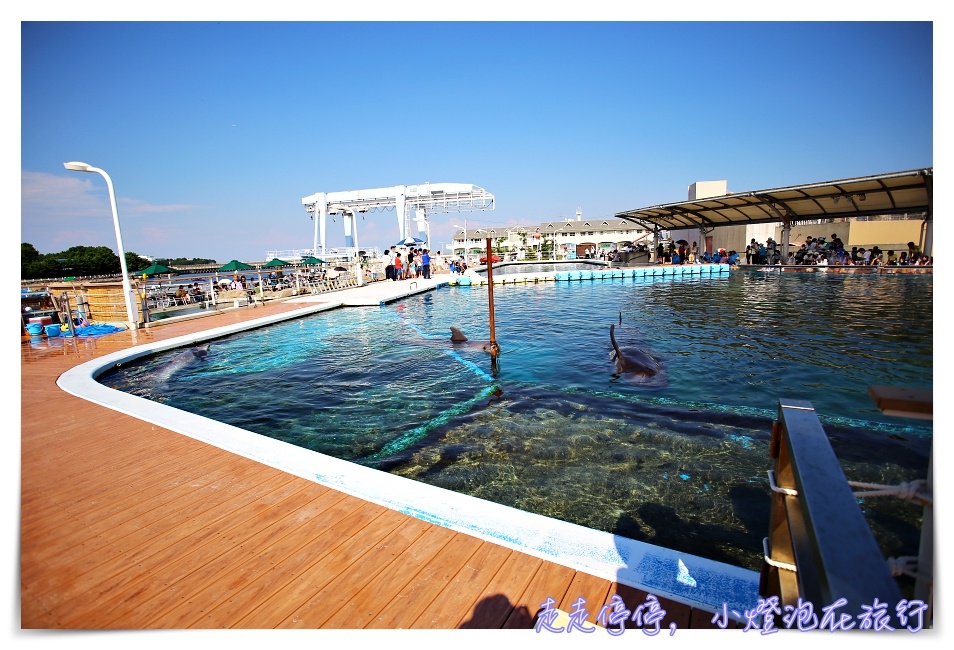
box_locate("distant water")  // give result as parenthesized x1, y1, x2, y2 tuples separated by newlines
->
(100, 272, 933, 571)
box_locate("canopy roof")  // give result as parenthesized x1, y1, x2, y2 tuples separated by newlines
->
(217, 259, 254, 272)
(615, 168, 932, 232)
(135, 263, 174, 276)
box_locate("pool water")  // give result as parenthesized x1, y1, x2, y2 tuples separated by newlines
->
(101, 272, 933, 572)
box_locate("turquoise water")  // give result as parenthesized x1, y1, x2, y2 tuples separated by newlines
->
(101, 271, 932, 572)
(474, 260, 609, 275)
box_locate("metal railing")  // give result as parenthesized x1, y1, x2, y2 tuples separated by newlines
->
(761, 398, 919, 625)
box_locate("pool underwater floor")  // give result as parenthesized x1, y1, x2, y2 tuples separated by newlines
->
(21, 280, 749, 629)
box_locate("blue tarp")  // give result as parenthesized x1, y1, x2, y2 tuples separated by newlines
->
(65, 324, 125, 337)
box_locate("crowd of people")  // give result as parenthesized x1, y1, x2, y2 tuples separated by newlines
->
(654, 240, 734, 265)
(646, 233, 932, 268)
(381, 247, 437, 281)
(746, 234, 931, 266)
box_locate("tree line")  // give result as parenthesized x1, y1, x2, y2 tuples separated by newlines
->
(21, 243, 216, 280)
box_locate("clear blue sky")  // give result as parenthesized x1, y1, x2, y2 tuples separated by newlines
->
(19, 19, 936, 264)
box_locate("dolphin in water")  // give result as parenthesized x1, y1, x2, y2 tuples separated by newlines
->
(449, 327, 498, 354)
(609, 324, 665, 385)
(152, 343, 212, 382)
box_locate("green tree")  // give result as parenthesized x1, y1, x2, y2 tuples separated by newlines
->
(155, 257, 217, 266)
(21, 243, 61, 280)
(125, 251, 151, 272)
(21, 243, 40, 266)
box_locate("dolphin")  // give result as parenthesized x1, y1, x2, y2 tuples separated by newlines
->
(152, 343, 212, 382)
(449, 327, 498, 354)
(609, 324, 662, 380)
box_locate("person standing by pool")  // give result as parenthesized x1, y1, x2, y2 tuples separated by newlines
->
(385, 246, 396, 281)
(421, 249, 431, 279)
(393, 252, 403, 280)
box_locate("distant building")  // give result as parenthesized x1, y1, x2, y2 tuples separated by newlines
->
(452, 212, 655, 261)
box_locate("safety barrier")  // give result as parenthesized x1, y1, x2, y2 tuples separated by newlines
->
(761, 398, 931, 628)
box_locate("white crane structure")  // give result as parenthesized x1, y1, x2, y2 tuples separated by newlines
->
(301, 182, 495, 260)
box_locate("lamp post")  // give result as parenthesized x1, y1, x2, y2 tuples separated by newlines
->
(453, 219, 467, 264)
(63, 161, 138, 329)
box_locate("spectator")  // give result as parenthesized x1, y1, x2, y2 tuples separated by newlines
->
(421, 249, 431, 279)
(907, 241, 922, 261)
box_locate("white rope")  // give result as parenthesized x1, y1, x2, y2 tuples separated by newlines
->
(762, 537, 797, 572)
(849, 479, 932, 505)
(886, 556, 933, 585)
(767, 470, 798, 496)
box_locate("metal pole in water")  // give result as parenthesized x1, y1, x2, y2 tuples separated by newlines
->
(485, 238, 500, 358)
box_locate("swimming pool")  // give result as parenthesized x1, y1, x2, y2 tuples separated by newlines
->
(97, 271, 932, 581)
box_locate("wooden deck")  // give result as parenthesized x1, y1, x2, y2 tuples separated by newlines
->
(20, 299, 731, 630)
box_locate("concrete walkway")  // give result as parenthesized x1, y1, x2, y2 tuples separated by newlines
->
(286, 276, 452, 307)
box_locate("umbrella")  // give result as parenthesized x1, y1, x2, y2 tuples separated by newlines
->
(135, 263, 173, 276)
(217, 259, 254, 272)
(300, 256, 325, 265)
(396, 236, 426, 246)
(262, 258, 289, 268)
(675, 239, 689, 246)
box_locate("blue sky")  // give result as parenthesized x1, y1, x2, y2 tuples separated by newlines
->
(19, 19, 936, 264)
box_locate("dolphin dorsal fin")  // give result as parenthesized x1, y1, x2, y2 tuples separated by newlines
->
(450, 327, 468, 342)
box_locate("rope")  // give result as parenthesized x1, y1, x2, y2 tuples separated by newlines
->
(762, 538, 797, 572)
(768, 471, 932, 505)
(849, 479, 932, 505)
(767, 470, 798, 496)
(886, 556, 933, 585)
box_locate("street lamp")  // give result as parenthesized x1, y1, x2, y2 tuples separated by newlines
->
(63, 161, 137, 329)
(453, 219, 467, 263)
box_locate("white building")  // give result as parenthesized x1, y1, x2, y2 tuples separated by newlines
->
(452, 212, 658, 261)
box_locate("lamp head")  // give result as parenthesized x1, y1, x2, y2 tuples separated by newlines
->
(63, 161, 92, 172)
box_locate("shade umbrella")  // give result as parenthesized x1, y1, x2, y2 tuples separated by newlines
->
(135, 263, 173, 276)
(217, 259, 254, 272)
(396, 236, 426, 246)
(262, 258, 289, 268)
(300, 256, 325, 265)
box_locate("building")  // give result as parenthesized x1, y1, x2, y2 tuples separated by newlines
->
(452, 210, 656, 261)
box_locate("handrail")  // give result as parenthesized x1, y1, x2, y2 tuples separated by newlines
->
(761, 398, 906, 622)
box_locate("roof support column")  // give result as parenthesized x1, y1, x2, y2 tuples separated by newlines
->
(780, 219, 792, 264)
(922, 173, 933, 259)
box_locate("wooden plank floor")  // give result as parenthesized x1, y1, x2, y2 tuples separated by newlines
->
(20, 300, 730, 630)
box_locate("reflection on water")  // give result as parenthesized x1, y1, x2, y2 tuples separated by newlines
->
(474, 260, 609, 276)
(100, 272, 932, 571)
